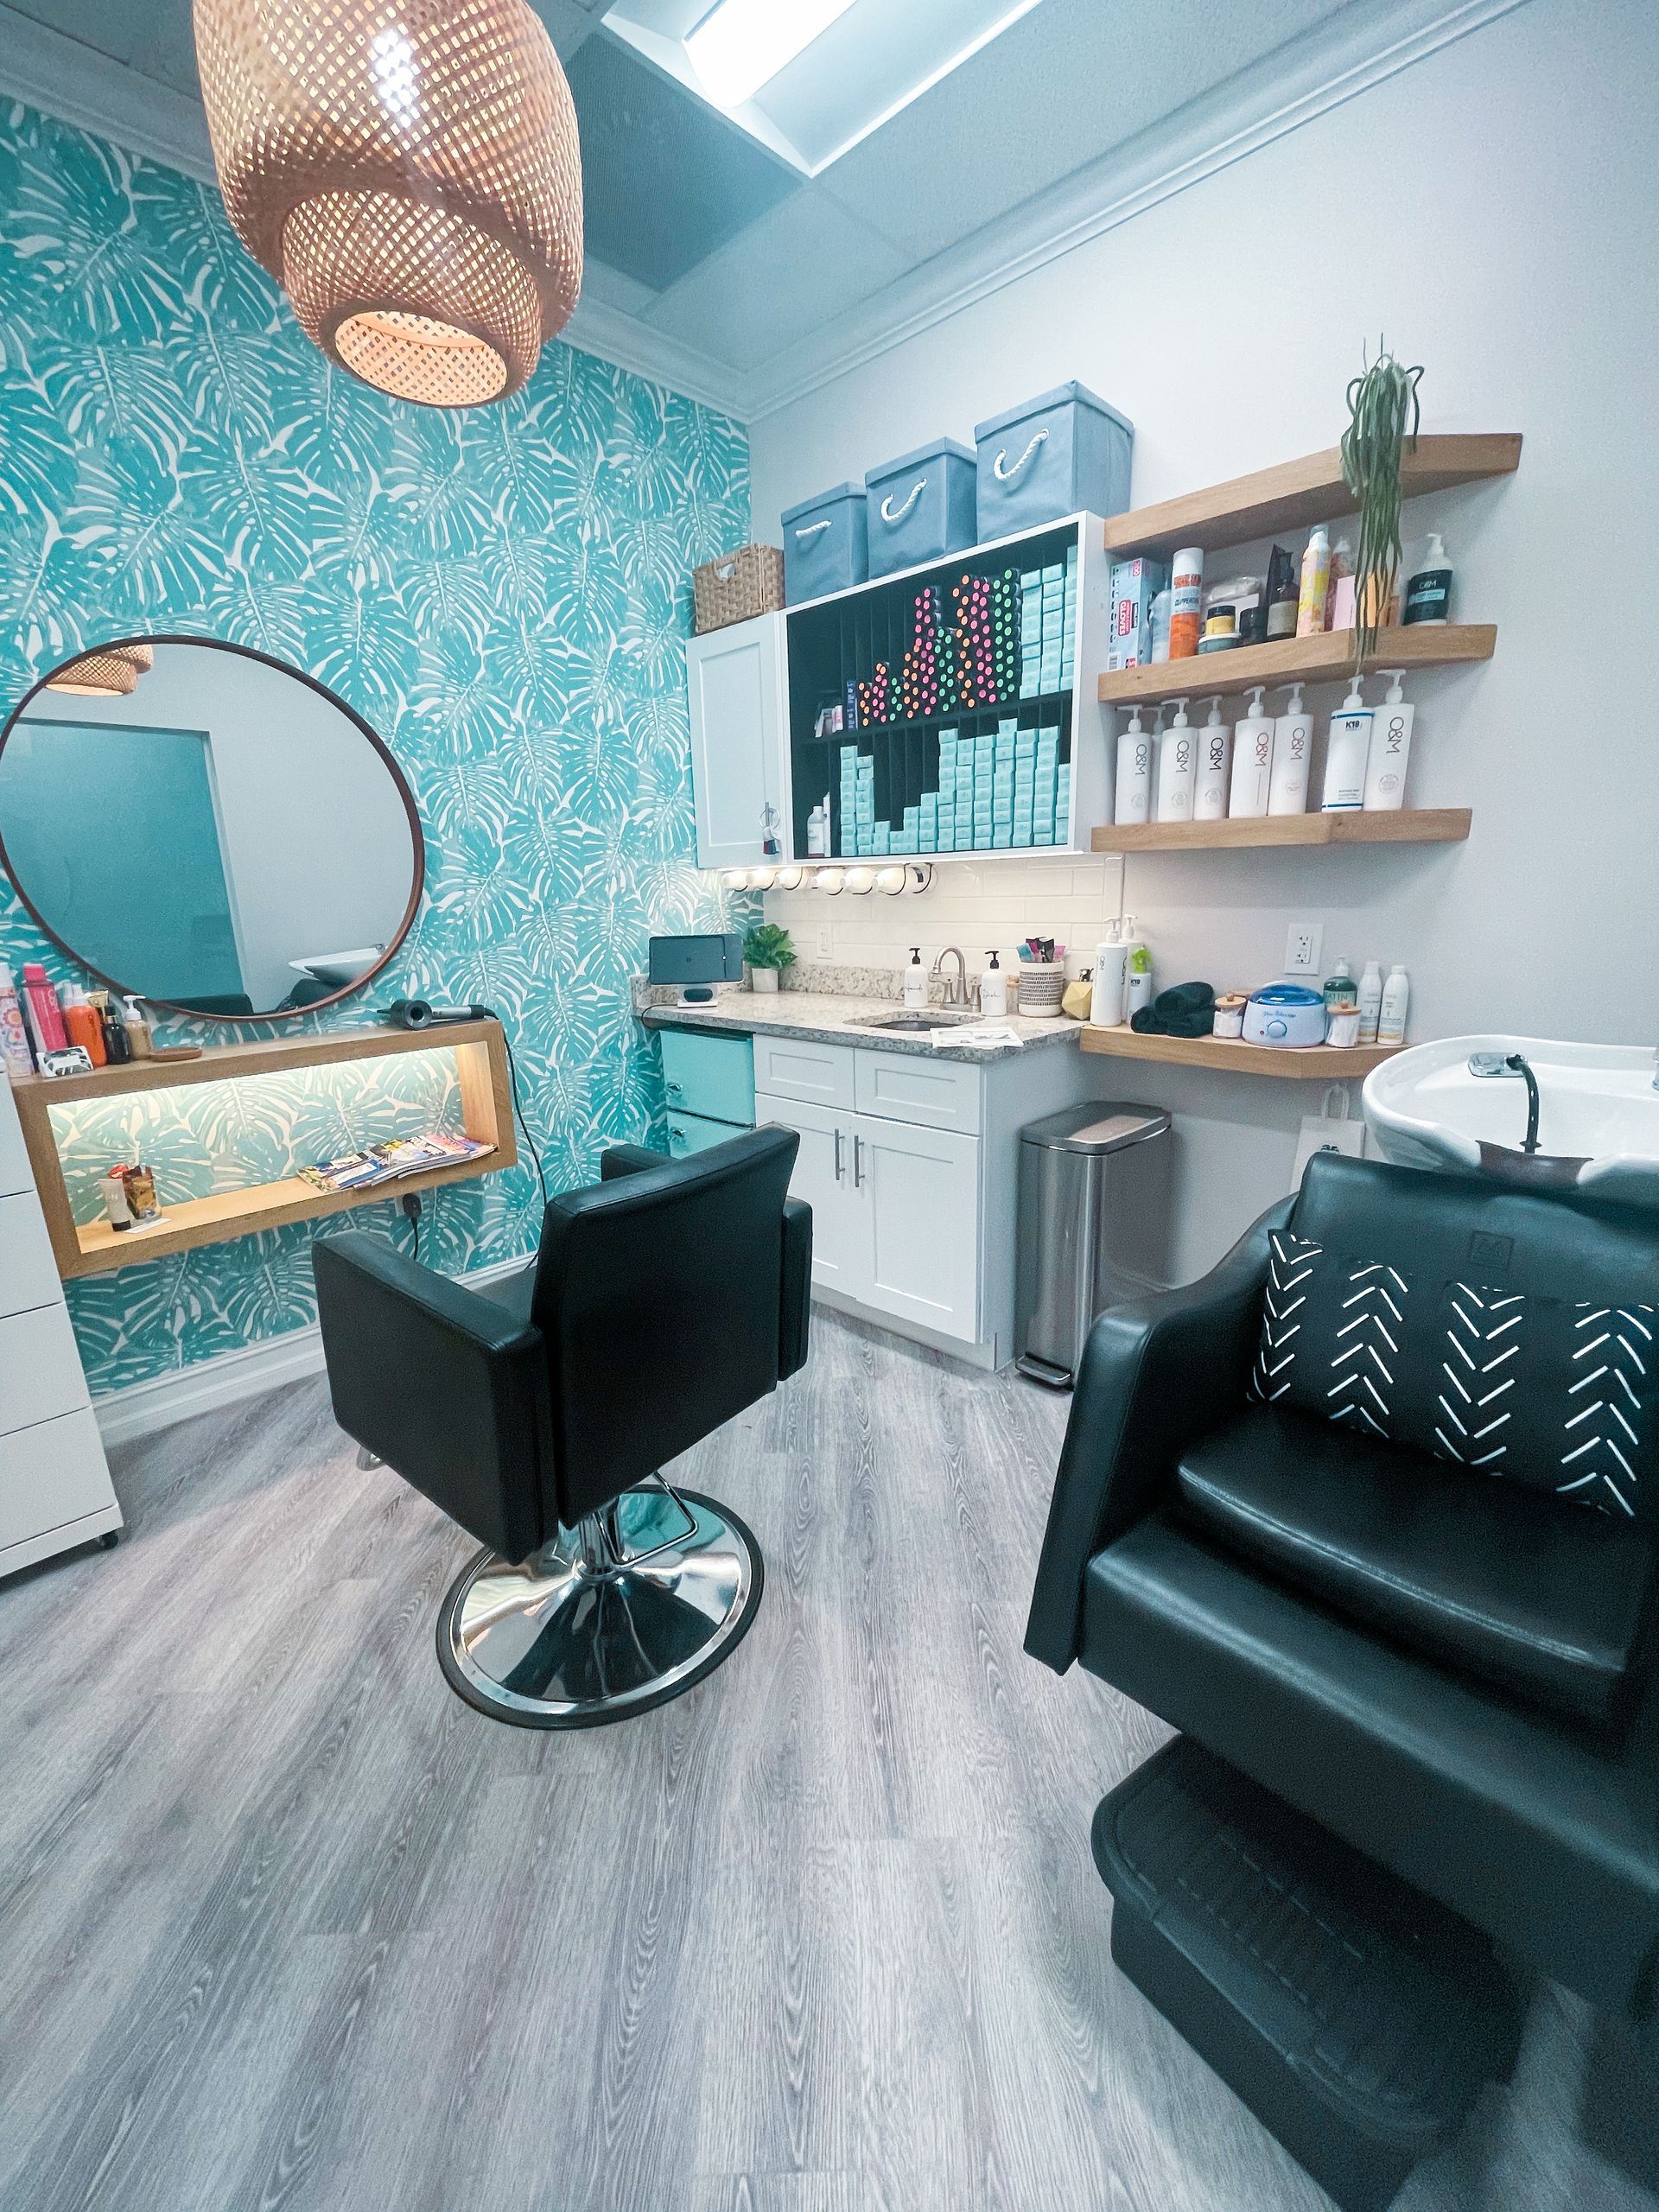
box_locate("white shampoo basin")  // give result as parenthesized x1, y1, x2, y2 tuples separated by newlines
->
(1363, 1035, 1659, 1206)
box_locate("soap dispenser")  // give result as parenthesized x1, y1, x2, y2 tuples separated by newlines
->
(1229, 685, 1274, 817)
(979, 950, 1008, 1018)
(1114, 704, 1153, 826)
(1154, 698, 1196, 823)
(1268, 683, 1312, 815)
(1195, 695, 1231, 821)
(1363, 671, 1415, 810)
(1320, 677, 1372, 811)
(903, 947, 926, 1011)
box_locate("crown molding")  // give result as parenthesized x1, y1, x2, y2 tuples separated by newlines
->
(0, 6, 216, 180)
(741, 0, 1536, 422)
(559, 296, 747, 418)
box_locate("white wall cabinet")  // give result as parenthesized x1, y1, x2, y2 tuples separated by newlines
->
(686, 612, 791, 870)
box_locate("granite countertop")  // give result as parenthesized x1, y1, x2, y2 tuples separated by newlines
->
(639, 989, 1083, 1065)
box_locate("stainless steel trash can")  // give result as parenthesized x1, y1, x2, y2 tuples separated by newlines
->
(1014, 1103, 1171, 1387)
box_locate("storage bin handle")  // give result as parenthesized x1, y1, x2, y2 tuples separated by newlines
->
(879, 477, 926, 526)
(712, 557, 736, 581)
(792, 518, 832, 543)
(993, 427, 1048, 482)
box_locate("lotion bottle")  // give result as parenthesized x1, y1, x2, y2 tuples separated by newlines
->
(1363, 671, 1415, 810)
(1194, 696, 1231, 821)
(1090, 926, 1128, 1027)
(903, 947, 926, 1010)
(123, 997, 155, 1059)
(1357, 958, 1384, 1044)
(1321, 677, 1372, 811)
(1114, 705, 1153, 825)
(1268, 684, 1312, 815)
(1228, 686, 1274, 817)
(1124, 927, 1154, 1019)
(1377, 965, 1410, 1045)
(978, 950, 1008, 1018)
(1402, 533, 1452, 626)
(1154, 698, 1196, 822)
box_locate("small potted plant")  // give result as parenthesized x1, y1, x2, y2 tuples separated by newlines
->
(1339, 336, 1424, 672)
(743, 922, 795, 995)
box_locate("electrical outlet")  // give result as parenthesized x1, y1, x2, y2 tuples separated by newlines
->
(1285, 921, 1324, 975)
(815, 924, 833, 959)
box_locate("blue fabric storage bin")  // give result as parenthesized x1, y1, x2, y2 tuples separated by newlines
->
(973, 381, 1134, 535)
(780, 481, 868, 603)
(863, 439, 977, 578)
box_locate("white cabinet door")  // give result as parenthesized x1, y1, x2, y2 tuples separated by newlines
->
(852, 1111, 981, 1343)
(755, 1091, 864, 1300)
(753, 1034, 855, 1110)
(686, 612, 790, 869)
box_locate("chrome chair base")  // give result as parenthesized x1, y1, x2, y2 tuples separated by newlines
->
(435, 1484, 763, 1728)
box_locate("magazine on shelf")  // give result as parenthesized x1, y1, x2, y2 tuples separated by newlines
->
(298, 1131, 493, 1194)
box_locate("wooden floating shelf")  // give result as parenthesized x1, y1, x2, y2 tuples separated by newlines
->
(1092, 807, 1471, 854)
(1079, 1028, 1402, 1079)
(12, 1019, 515, 1280)
(1101, 434, 1522, 560)
(1096, 624, 1495, 708)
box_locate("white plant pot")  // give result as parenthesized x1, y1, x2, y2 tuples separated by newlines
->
(751, 966, 781, 995)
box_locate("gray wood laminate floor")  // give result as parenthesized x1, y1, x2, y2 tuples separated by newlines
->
(2, 1308, 1654, 2212)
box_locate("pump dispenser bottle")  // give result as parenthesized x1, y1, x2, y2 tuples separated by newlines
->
(1114, 705, 1153, 825)
(1194, 696, 1230, 821)
(1122, 919, 1154, 1018)
(1321, 677, 1372, 810)
(1154, 698, 1196, 823)
(1363, 671, 1415, 809)
(1268, 684, 1312, 815)
(978, 950, 1007, 1018)
(1090, 924, 1128, 1027)
(1228, 686, 1274, 817)
(904, 947, 926, 1010)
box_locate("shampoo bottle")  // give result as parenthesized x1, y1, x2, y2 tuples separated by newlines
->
(1377, 965, 1410, 1045)
(1090, 926, 1128, 1027)
(904, 947, 926, 1010)
(1194, 696, 1231, 821)
(1114, 705, 1154, 825)
(979, 950, 1008, 1018)
(0, 964, 33, 1079)
(1228, 686, 1274, 817)
(1321, 678, 1372, 811)
(1268, 684, 1312, 816)
(1357, 958, 1384, 1044)
(1402, 533, 1452, 626)
(1296, 526, 1331, 637)
(1363, 670, 1415, 810)
(1154, 699, 1196, 822)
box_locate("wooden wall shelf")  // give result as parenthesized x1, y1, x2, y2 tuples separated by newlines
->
(1091, 807, 1471, 853)
(1096, 624, 1495, 709)
(1079, 1028, 1401, 1079)
(1101, 434, 1522, 559)
(12, 1020, 515, 1279)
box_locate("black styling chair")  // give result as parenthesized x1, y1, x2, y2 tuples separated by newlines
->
(1027, 1151, 1659, 2045)
(315, 1128, 811, 1728)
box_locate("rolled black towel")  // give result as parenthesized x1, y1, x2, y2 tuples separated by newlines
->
(1133, 982, 1217, 1037)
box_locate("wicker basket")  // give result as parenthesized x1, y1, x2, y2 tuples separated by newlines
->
(694, 543, 785, 633)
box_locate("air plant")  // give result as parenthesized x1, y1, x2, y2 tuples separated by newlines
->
(1339, 339, 1424, 673)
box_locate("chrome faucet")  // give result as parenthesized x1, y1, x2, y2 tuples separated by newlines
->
(932, 947, 969, 1009)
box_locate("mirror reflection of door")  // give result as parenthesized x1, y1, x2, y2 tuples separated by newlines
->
(0, 640, 423, 1019)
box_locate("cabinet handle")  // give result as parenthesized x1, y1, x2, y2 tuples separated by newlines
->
(666, 1080, 682, 1100)
(853, 1134, 866, 1188)
(833, 1127, 844, 1182)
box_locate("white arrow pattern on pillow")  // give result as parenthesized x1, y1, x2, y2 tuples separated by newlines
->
(1557, 1305, 1653, 1517)
(1434, 1285, 1525, 1467)
(1251, 1231, 1322, 1401)
(1327, 1263, 1408, 1437)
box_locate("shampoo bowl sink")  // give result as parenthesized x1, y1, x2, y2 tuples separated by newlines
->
(1363, 1035, 1659, 1206)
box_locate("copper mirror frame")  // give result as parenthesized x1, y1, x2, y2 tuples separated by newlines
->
(0, 635, 425, 1024)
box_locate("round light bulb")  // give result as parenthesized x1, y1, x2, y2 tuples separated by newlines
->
(815, 868, 845, 896)
(747, 866, 776, 891)
(721, 868, 750, 890)
(773, 864, 805, 891)
(843, 866, 875, 895)
(874, 866, 907, 895)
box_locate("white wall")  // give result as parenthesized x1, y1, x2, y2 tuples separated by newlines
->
(31, 645, 416, 1007)
(753, 0, 1659, 1280)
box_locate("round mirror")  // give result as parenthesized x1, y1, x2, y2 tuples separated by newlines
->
(0, 638, 423, 1020)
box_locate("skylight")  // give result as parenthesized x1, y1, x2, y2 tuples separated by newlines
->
(602, 0, 1046, 178)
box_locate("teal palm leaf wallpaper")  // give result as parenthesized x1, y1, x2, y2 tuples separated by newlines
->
(0, 100, 754, 1397)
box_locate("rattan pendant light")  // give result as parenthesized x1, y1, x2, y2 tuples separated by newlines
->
(193, 0, 584, 408)
(45, 650, 144, 697)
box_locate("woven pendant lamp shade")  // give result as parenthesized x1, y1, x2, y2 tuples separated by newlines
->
(111, 643, 156, 672)
(193, 0, 583, 408)
(45, 652, 141, 698)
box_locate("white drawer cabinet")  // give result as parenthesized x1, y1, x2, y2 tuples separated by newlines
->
(0, 1410, 114, 1554)
(0, 1084, 30, 1197)
(855, 1049, 981, 1134)
(0, 1190, 63, 1317)
(0, 1303, 93, 1439)
(754, 1034, 855, 1109)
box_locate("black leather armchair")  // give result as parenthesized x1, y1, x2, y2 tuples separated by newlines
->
(1027, 1152, 1659, 2044)
(315, 1127, 811, 1727)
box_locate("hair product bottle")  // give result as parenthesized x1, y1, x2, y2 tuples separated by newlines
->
(1167, 546, 1204, 659)
(1377, 965, 1411, 1045)
(1114, 705, 1154, 825)
(1363, 671, 1415, 809)
(1228, 686, 1274, 818)
(1268, 684, 1313, 815)
(1090, 927, 1128, 1027)
(1320, 679, 1372, 811)
(0, 965, 34, 1079)
(1296, 526, 1332, 637)
(1357, 958, 1384, 1044)
(1402, 533, 1452, 626)
(1154, 699, 1197, 822)
(21, 964, 67, 1054)
(1194, 696, 1231, 821)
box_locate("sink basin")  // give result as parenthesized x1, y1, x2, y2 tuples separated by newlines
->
(852, 1009, 980, 1033)
(1363, 1035, 1659, 1205)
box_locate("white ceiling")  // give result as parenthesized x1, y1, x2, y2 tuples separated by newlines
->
(0, 0, 1522, 418)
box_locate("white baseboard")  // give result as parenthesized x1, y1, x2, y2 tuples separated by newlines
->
(91, 1252, 535, 1452)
